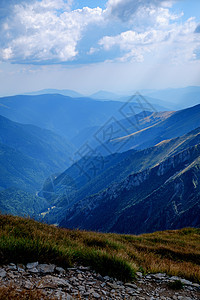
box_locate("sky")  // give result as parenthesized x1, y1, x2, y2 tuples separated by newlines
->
(0, 0, 200, 96)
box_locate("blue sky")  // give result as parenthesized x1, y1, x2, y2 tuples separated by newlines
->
(0, 0, 199, 96)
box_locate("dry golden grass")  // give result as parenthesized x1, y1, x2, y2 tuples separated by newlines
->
(0, 215, 200, 282)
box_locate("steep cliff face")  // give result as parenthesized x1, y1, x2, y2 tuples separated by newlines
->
(60, 144, 200, 233)
(111, 157, 200, 234)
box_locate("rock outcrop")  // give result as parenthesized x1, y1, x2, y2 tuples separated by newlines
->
(0, 262, 200, 299)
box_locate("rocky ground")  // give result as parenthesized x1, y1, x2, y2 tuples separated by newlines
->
(0, 263, 200, 299)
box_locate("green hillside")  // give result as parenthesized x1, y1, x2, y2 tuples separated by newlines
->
(0, 114, 73, 171)
(0, 143, 49, 192)
(0, 115, 74, 192)
(0, 215, 200, 283)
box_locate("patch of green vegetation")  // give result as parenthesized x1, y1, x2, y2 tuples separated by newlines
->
(0, 215, 200, 283)
(120, 235, 142, 243)
(84, 237, 123, 251)
(178, 228, 200, 236)
(0, 215, 135, 282)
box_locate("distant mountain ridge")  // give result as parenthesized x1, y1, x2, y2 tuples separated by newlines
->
(24, 89, 83, 98)
(99, 104, 200, 153)
(0, 94, 125, 141)
(72, 110, 173, 150)
(0, 94, 167, 144)
(90, 86, 200, 109)
(144, 86, 200, 109)
(23, 86, 200, 110)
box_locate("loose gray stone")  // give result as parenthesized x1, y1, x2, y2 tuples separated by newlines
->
(136, 272, 143, 278)
(29, 267, 39, 273)
(78, 266, 90, 271)
(124, 283, 138, 289)
(126, 288, 136, 295)
(83, 292, 90, 296)
(50, 277, 72, 289)
(0, 268, 6, 278)
(8, 263, 17, 270)
(107, 282, 122, 289)
(170, 276, 181, 281)
(17, 264, 25, 271)
(179, 279, 193, 285)
(93, 292, 101, 298)
(55, 266, 66, 274)
(0, 263, 199, 299)
(24, 281, 34, 289)
(152, 273, 167, 280)
(103, 275, 110, 281)
(192, 283, 200, 288)
(37, 264, 55, 274)
(26, 262, 39, 269)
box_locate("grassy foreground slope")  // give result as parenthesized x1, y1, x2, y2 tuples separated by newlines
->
(0, 215, 200, 283)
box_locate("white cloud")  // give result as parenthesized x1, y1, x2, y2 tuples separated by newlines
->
(98, 15, 200, 63)
(0, 0, 103, 63)
(0, 0, 199, 66)
(100, 29, 172, 49)
(106, 0, 174, 22)
(87, 47, 99, 55)
(35, 0, 72, 10)
(1, 47, 13, 60)
(99, 28, 173, 62)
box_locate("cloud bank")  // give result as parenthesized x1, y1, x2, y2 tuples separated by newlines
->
(0, 0, 199, 64)
(0, 0, 103, 63)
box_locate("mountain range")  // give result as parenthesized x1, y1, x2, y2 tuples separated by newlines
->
(0, 89, 200, 234)
(25, 89, 83, 98)
(60, 139, 200, 233)
(99, 104, 200, 154)
(143, 86, 200, 109)
(0, 94, 167, 144)
(22, 86, 200, 110)
(40, 104, 200, 233)
(90, 86, 200, 110)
